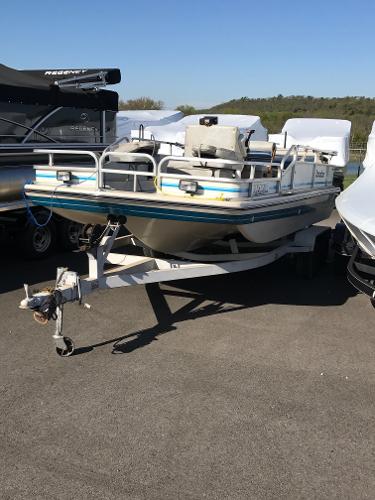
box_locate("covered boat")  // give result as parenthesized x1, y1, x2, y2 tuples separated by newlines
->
(336, 121, 375, 258)
(269, 118, 351, 166)
(116, 110, 183, 140)
(335, 122, 375, 300)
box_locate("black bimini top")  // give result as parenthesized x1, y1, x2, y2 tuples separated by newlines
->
(0, 64, 120, 111)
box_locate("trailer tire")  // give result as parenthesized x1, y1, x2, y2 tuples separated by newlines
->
(18, 218, 57, 259)
(58, 218, 82, 250)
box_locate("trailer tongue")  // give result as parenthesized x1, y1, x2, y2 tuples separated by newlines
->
(19, 223, 330, 357)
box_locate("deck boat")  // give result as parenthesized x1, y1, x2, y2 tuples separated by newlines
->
(24, 115, 345, 256)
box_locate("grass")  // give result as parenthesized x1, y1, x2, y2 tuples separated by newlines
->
(343, 174, 357, 189)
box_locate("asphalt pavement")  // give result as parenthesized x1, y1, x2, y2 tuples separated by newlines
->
(0, 218, 374, 499)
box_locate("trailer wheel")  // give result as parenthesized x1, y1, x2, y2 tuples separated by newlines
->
(56, 337, 75, 357)
(58, 218, 82, 250)
(18, 217, 57, 259)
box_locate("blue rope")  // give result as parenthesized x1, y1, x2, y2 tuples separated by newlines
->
(22, 182, 53, 228)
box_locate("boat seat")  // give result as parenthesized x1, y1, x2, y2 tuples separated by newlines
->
(273, 155, 294, 168)
(109, 140, 160, 162)
(184, 124, 246, 178)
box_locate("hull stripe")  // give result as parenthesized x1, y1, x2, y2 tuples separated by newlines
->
(26, 193, 328, 225)
(160, 181, 249, 193)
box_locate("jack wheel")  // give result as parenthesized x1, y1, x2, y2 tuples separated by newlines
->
(56, 337, 75, 357)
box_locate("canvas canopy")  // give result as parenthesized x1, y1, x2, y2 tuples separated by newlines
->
(116, 110, 183, 139)
(269, 118, 351, 167)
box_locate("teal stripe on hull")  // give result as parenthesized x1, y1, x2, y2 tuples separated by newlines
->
(27, 193, 320, 225)
(36, 173, 96, 181)
(160, 181, 249, 193)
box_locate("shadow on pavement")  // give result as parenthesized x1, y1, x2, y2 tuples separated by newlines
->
(1, 242, 357, 357)
(70, 257, 357, 357)
(0, 248, 88, 294)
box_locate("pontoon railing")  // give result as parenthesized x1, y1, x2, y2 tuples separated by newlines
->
(157, 156, 282, 198)
(33, 149, 100, 188)
(30, 146, 336, 197)
(32, 150, 157, 192)
(99, 152, 158, 192)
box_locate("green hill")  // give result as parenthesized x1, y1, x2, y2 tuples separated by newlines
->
(196, 95, 375, 144)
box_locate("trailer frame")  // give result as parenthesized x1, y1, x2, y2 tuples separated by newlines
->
(19, 223, 331, 357)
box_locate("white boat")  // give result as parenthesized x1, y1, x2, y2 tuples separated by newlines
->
(24, 115, 345, 256)
(269, 118, 351, 166)
(116, 109, 183, 140)
(335, 122, 375, 299)
(336, 121, 375, 258)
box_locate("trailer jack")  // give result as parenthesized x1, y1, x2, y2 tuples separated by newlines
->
(19, 267, 82, 356)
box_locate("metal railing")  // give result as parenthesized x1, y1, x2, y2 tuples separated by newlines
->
(30, 146, 336, 199)
(32, 150, 157, 192)
(98, 152, 157, 192)
(33, 149, 100, 188)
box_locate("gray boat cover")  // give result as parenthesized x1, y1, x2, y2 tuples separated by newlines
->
(116, 110, 183, 139)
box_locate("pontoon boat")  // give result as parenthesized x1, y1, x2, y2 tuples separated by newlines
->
(24, 115, 345, 255)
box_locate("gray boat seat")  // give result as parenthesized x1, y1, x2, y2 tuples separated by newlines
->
(184, 124, 246, 178)
(109, 140, 160, 162)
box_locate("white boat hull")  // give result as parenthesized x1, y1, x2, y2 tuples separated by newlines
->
(336, 166, 375, 258)
(28, 188, 337, 253)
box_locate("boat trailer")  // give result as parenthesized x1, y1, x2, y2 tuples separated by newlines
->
(19, 224, 331, 357)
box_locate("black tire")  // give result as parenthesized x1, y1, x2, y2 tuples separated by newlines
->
(18, 217, 57, 259)
(56, 337, 75, 357)
(58, 218, 82, 251)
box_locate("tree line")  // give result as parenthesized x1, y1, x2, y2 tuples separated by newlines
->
(119, 95, 375, 144)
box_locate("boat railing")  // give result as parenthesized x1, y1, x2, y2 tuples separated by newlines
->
(157, 152, 335, 198)
(30, 148, 336, 197)
(157, 155, 282, 198)
(33, 149, 100, 187)
(32, 150, 157, 192)
(99, 151, 158, 191)
(280, 145, 298, 171)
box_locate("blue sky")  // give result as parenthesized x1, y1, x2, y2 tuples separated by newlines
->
(2, 0, 375, 107)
